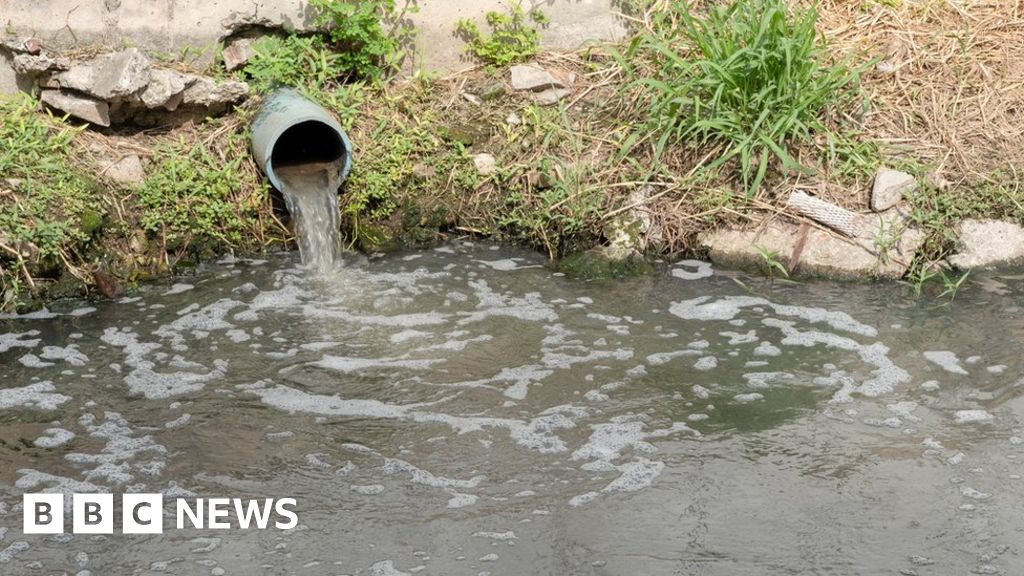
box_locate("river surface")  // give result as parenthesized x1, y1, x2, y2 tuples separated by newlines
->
(0, 242, 1022, 575)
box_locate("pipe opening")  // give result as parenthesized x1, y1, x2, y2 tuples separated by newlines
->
(270, 120, 346, 172)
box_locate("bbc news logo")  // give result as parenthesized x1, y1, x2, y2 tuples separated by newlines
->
(23, 494, 298, 534)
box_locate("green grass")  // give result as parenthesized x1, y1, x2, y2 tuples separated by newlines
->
(615, 0, 865, 194)
(138, 134, 263, 254)
(456, 2, 550, 67)
(244, 35, 345, 94)
(308, 0, 418, 81)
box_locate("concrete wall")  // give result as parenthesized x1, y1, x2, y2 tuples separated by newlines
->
(0, 0, 625, 94)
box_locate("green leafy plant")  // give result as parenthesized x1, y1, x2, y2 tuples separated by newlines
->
(618, 0, 864, 194)
(309, 0, 418, 81)
(456, 2, 550, 67)
(0, 96, 96, 262)
(139, 139, 256, 251)
(244, 35, 344, 93)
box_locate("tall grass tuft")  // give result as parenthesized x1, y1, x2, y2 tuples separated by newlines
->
(619, 0, 864, 195)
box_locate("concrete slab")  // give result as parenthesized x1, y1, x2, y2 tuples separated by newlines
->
(1, 0, 625, 95)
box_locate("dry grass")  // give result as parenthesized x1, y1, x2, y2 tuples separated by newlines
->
(818, 0, 1024, 189)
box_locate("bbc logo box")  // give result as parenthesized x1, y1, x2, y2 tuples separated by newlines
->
(24, 494, 164, 534)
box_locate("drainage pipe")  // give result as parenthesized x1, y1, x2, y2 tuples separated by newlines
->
(250, 88, 353, 191)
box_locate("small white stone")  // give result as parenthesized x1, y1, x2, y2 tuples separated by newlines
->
(473, 153, 496, 176)
(871, 168, 916, 212)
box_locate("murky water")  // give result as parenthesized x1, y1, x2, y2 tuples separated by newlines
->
(276, 162, 342, 272)
(1, 243, 1023, 575)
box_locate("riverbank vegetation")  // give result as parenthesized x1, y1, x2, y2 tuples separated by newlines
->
(1, 0, 1022, 311)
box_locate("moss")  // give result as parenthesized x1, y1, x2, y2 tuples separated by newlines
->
(556, 248, 653, 280)
(355, 224, 402, 254)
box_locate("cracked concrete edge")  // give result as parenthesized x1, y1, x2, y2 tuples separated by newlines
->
(1, 0, 627, 96)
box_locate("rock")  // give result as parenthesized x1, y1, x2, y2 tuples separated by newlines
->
(557, 248, 651, 280)
(532, 88, 571, 106)
(100, 155, 146, 186)
(510, 64, 564, 92)
(39, 89, 111, 127)
(23, 38, 42, 55)
(480, 82, 505, 101)
(222, 37, 253, 72)
(139, 68, 188, 110)
(412, 163, 436, 181)
(604, 184, 663, 255)
(700, 215, 925, 279)
(461, 92, 482, 106)
(871, 168, 916, 212)
(948, 219, 1024, 270)
(473, 153, 496, 176)
(56, 48, 151, 100)
(12, 53, 67, 75)
(182, 77, 249, 108)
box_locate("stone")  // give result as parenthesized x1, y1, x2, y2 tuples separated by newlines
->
(510, 64, 563, 92)
(700, 215, 925, 280)
(139, 68, 188, 110)
(182, 76, 249, 108)
(222, 37, 253, 72)
(948, 219, 1024, 270)
(532, 88, 571, 106)
(56, 48, 151, 100)
(871, 168, 916, 212)
(12, 53, 67, 75)
(39, 89, 110, 126)
(604, 184, 663, 255)
(23, 38, 42, 55)
(473, 153, 496, 176)
(100, 155, 146, 186)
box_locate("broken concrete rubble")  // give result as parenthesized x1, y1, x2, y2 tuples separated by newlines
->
(138, 68, 188, 110)
(55, 48, 151, 100)
(510, 64, 564, 92)
(948, 219, 1024, 270)
(700, 212, 925, 280)
(39, 89, 111, 127)
(182, 76, 249, 108)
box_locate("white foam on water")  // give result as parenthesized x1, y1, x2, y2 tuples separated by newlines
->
(38, 345, 89, 366)
(0, 331, 40, 353)
(447, 493, 478, 508)
(65, 412, 168, 485)
(955, 410, 994, 424)
(645, 349, 701, 366)
(476, 259, 540, 271)
(18, 354, 54, 368)
(164, 414, 191, 429)
(761, 318, 909, 400)
(960, 486, 992, 500)
(369, 560, 411, 576)
(743, 372, 794, 389)
(163, 283, 194, 295)
(480, 553, 499, 562)
(126, 359, 228, 399)
(733, 393, 764, 403)
(923, 351, 969, 375)
(312, 355, 444, 373)
(391, 330, 432, 343)
(603, 458, 665, 494)
(34, 427, 75, 448)
(987, 365, 1007, 374)
(0, 541, 30, 564)
(472, 531, 516, 541)
(351, 484, 386, 495)
(693, 356, 718, 371)
(0, 382, 71, 410)
(692, 385, 711, 399)
(754, 341, 782, 356)
(671, 260, 713, 280)
(670, 296, 878, 337)
(721, 330, 758, 345)
(383, 458, 480, 490)
(921, 380, 941, 392)
(458, 280, 558, 324)
(887, 402, 920, 423)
